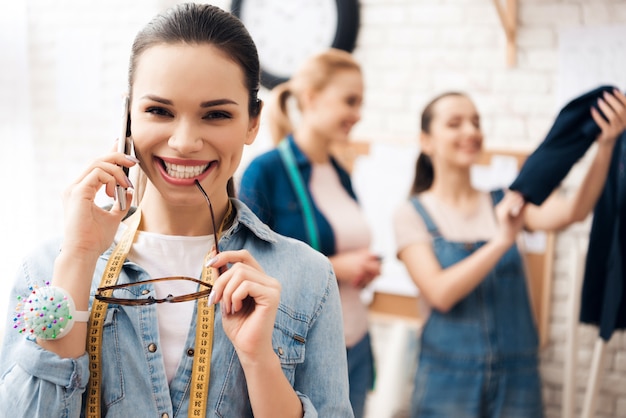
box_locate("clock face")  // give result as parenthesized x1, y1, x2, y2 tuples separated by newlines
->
(231, 0, 360, 89)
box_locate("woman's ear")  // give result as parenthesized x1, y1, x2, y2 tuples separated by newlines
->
(246, 106, 262, 145)
(419, 131, 432, 156)
(300, 87, 318, 110)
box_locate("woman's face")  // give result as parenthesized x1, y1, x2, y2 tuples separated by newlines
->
(422, 95, 483, 168)
(304, 68, 363, 143)
(130, 43, 259, 206)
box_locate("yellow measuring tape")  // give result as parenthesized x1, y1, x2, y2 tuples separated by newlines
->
(87, 207, 225, 418)
(86, 210, 140, 418)
(189, 254, 217, 417)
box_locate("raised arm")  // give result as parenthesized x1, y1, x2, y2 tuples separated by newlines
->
(525, 89, 626, 232)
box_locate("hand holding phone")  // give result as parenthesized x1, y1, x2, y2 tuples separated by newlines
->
(116, 96, 132, 210)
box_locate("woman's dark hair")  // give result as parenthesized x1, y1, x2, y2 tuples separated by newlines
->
(128, 3, 259, 202)
(128, 3, 261, 118)
(410, 91, 467, 195)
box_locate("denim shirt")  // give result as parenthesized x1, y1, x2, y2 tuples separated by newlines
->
(0, 200, 354, 418)
(239, 135, 357, 257)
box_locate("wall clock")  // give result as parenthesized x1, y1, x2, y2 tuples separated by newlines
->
(231, 0, 360, 90)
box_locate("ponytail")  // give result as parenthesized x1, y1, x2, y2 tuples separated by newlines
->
(410, 153, 434, 195)
(266, 82, 294, 146)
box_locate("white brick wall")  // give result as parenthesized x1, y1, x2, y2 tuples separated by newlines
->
(4, 0, 625, 416)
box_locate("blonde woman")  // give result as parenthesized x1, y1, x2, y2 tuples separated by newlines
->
(239, 49, 381, 418)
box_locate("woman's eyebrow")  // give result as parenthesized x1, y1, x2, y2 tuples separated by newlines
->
(140, 94, 172, 105)
(139, 95, 238, 108)
(200, 98, 238, 108)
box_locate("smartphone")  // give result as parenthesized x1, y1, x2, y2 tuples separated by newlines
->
(116, 96, 132, 210)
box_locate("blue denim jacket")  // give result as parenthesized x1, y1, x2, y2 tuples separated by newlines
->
(0, 200, 354, 418)
(239, 135, 357, 257)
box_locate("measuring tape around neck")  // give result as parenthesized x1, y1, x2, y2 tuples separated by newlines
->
(189, 253, 217, 417)
(86, 206, 228, 418)
(86, 209, 140, 418)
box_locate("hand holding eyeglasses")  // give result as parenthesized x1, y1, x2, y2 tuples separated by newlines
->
(195, 179, 281, 357)
(206, 249, 282, 361)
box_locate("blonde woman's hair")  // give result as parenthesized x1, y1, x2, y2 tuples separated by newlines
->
(266, 48, 361, 145)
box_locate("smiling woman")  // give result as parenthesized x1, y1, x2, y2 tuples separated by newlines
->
(0, 4, 354, 417)
(238, 48, 380, 418)
(393, 90, 626, 418)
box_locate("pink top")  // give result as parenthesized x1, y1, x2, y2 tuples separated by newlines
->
(309, 162, 372, 347)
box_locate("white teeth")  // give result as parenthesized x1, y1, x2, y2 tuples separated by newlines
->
(163, 161, 210, 179)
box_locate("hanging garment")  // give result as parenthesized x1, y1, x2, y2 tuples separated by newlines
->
(580, 135, 626, 340)
(508, 85, 626, 341)
(509, 85, 616, 205)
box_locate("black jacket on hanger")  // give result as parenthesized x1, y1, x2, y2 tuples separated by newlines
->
(509, 85, 614, 205)
(580, 135, 626, 341)
(509, 85, 626, 341)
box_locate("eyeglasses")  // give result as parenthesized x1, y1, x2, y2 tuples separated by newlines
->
(95, 180, 224, 306)
(95, 276, 212, 305)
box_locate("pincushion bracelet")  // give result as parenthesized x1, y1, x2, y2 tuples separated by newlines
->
(13, 282, 90, 340)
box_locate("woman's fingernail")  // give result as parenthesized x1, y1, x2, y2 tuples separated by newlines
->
(125, 155, 140, 163)
(208, 291, 215, 306)
(206, 256, 218, 267)
(125, 176, 134, 188)
(231, 305, 236, 315)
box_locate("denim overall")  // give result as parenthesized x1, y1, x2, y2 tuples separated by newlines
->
(410, 191, 544, 418)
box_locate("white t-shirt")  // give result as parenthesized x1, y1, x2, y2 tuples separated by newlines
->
(115, 225, 213, 383)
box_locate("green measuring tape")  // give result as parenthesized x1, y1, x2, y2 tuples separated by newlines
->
(277, 138, 321, 251)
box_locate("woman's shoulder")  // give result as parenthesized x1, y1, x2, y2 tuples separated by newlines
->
(235, 199, 330, 261)
(244, 147, 282, 171)
(252, 230, 336, 303)
(264, 229, 333, 285)
(242, 226, 335, 316)
(239, 148, 283, 190)
(234, 200, 325, 254)
(393, 198, 420, 220)
(412, 190, 496, 212)
(393, 192, 437, 218)
(270, 234, 335, 313)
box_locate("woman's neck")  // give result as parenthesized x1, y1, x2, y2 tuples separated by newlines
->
(136, 186, 230, 236)
(429, 166, 478, 206)
(292, 126, 331, 164)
